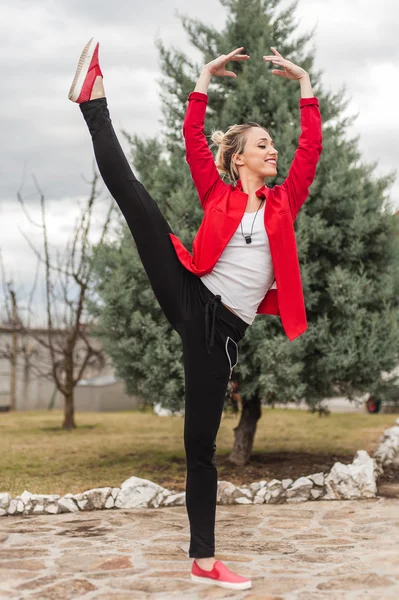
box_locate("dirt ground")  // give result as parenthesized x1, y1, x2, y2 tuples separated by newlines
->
(152, 450, 355, 492)
(151, 450, 399, 499)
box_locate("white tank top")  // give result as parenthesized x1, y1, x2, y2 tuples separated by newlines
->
(200, 203, 275, 325)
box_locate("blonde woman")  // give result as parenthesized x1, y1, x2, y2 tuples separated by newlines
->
(69, 39, 322, 591)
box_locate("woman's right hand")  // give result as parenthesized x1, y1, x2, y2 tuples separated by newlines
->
(203, 47, 249, 78)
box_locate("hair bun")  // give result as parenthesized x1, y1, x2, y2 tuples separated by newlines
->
(210, 130, 225, 147)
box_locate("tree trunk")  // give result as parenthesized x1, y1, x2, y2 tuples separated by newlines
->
(62, 389, 76, 430)
(62, 347, 76, 430)
(228, 394, 262, 466)
(10, 292, 18, 411)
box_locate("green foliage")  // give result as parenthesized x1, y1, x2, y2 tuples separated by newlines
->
(91, 0, 399, 411)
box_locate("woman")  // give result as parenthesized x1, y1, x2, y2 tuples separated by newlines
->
(68, 39, 322, 591)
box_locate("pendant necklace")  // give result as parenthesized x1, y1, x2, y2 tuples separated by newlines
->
(240, 198, 265, 244)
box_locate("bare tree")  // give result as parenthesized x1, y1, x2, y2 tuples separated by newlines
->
(0, 251, 44, 411)
(14, 172, 114, 429)
(0, 254, 20, 411)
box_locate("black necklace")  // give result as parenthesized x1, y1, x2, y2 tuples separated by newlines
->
(240, 198, 265, 244)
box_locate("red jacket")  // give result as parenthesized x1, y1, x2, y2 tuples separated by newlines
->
(169, 91, 322, 341)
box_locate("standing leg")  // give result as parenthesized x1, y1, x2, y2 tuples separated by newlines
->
(183, 334, 230, 558)
(179, 285, 248, 559)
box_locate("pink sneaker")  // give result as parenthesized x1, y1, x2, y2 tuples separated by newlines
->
(191, 560, 252, 590)
(68, 38, 103, 103)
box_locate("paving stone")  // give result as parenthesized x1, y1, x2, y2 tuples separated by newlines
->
(30, 578, 96, 599)
(15, 575, 59, 591)
(0, 547, 46, 558)
(95, 556, 133, 570)
(317, 572, 394, 590)
(117, 577, 194, 593)
(249, 576, 300, 595)
(0, 558, 45, 570)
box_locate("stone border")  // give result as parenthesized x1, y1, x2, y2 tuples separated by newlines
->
(1, 418, 398, 517)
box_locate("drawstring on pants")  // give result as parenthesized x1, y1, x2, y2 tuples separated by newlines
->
(204, 295, 239, 381)
(204, 294, 222, 355)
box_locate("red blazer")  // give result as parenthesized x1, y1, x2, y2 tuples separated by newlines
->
(169, 91, 323, 341)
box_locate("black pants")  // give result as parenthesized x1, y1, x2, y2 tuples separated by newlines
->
(80, 99, 249, 558)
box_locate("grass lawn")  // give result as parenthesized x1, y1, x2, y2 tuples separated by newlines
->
(0, 408, 397, 497)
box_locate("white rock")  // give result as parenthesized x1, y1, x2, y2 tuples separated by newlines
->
(37, 494, 60, 503)
(255, 486, 267, 499)
(271, 488, 284, 499)
(310, 488, 325, 499)
(253, 495, 265, 505)
(286, 477, 313, 503)
(235, 497, 253, 505)
(237, 486, 252, 499)
(104, 495, 115, 509)
(374, 424, 399, 468)
(45, 504, 60, 515)
(58, 498, 79, 513)
(111, 487, 120, 500)
(164, 492, 186, 507)
(249, 481, 266, 493)
(71, 488, 111, 511)
(22, 493, 61, 509)
(217, 481, 237, 504)
(324, 450, 377, 500)
(73, 493, 84, 502)
(260, 479, 285, 504)
(16, 500, 24, 513)
(0, 493, 11, 510)
(287, 495, 310, 504)
(217, 481, 248, 504)
(20, 490, 32, 504)
(0, 509, 7, 517)
(282, 479, 293, 490)
(151, 489, 172, 508)
(267, 490, 285, 504)
(32, 504, 45, 514)
(267, 479, 282, 490)
(24, 503, 33, 515)
(217, 481, 252, 505)
(153, 402, 184, 417)
(115, 476, 164, 509)
(309, 472, 325, 487)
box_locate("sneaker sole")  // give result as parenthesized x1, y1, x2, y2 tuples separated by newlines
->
(68, 37, 98, 102)
(190, 573, 252, 590)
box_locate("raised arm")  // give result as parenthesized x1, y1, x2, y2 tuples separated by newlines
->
(183, 48, 249, 209)
(263, 49, 323, 220)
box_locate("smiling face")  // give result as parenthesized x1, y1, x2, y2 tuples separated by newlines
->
(233, 127, 278, 180)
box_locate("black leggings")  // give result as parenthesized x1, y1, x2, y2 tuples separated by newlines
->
(80, 99, 249, 558)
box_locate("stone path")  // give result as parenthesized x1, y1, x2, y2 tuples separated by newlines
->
(0, 497, 398, 600)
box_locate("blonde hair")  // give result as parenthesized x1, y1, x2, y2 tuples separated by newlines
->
(210, 121, 263, 184)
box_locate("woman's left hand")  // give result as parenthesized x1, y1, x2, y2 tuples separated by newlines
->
(263, 47, 308, 80)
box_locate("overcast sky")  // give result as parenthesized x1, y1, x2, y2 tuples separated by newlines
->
(1, 0, 398, 318)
